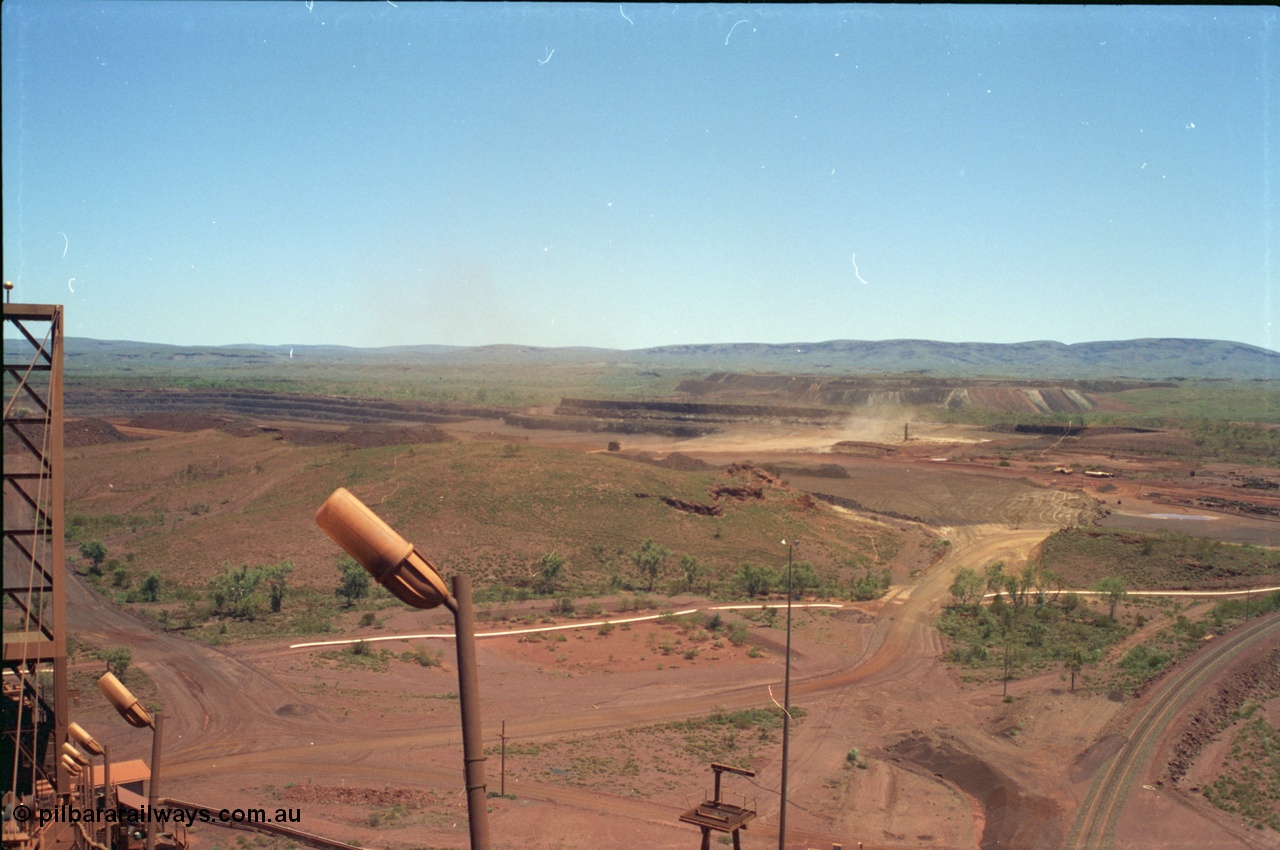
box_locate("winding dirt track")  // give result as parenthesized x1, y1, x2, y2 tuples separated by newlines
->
(68, 518, 1058, 849)
(67, 574, 328, 759)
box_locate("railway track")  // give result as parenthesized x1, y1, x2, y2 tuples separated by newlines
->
(1062, 611, 1280, 850)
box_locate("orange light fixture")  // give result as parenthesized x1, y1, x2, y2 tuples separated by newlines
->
(98, 672, 153, 729)
(315, 487, 450, 609)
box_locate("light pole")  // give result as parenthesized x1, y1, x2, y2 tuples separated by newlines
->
(60, 743, 88, 811)
(778, 537, 797, 850)
(316, 487, 491, 850)
(68, 722, 106, 842)
(98, 672, 162, 850)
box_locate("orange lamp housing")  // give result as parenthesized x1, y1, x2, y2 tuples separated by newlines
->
(68, 722, 105, 756)
(61, 742, 90, 767)
(315, 487, 450, 610)
(98, 672, 154, 729)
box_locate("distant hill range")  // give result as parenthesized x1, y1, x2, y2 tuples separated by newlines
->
(63, 337, 1277, 381)
(636, 338, 1279, 380)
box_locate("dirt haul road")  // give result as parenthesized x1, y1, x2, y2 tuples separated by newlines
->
(70, 511, 1073, 850)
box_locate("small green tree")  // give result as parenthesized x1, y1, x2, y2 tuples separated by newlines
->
(79, 540, 108, 575)
(1002, 642, 1023, 697)
(535, 552, 565, 595)
(141, 572, 162, 602)
(985, 562, 1006, 605)
(1065, 647, 1087, 691)
(787, 560, 819, 600)
(633, 540, 672, 593)
(265, 561, 294, 613)
(1003, 574, 1021, 608)
(99, 648, 132, 680)
(736, 562, 774, 599)
(1094, 576, 1128, 621)
(679, 554, 704, 593)
(336, 556, 370, 607)
(1034, 567, 1059, 606)
(851, 568, 891, 601)
(1017, 562, 1040, 608)
(209, 563, 265, 619)
(949, 567, 984, 607)
(111, 564, 131, 589)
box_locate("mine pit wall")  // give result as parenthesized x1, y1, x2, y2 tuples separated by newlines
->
(676, 376, 954, 408)
(65, 388, 507, 425)
(676, 373, 1108, 415)
(954, 386, 1096, 415)
(810, 491, 930, 525)
(503, 412, 715, 438)
(555, 397, 844, 423)
(1006, 423, 1088, 436)
(65, 376, 1107, 433)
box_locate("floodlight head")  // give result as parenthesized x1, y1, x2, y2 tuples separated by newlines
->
(68, 722, 105, 756)
(315, 487, 450, 610)
(98, 672, 154, 729)
(61, 742, 90, 767)
(60, 753, 83, 777)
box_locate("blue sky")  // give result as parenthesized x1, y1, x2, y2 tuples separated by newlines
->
(3, 2, 1276, 351)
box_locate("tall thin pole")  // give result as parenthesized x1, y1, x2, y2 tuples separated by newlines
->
(146, 712, 163, 850)
(778, 539, 795, 850)
(449, 575, 491, 850)
(500, 720, 507, 797)
(80, 756, 89, 820)
(103, 744, 113, 848)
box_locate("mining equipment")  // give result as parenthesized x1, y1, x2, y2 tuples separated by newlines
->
(2, 303, 365, 850)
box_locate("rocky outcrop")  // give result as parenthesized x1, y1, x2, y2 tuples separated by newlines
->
(1166, 647, 1280, 787)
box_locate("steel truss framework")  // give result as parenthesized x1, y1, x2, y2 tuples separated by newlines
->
(3, 303, 69, 801)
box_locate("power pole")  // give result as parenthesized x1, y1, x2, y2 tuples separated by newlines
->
(778, 538, 797, 850)
(500, 720, 507, 797)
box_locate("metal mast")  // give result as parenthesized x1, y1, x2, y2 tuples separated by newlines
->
(3, 303, 69, 803)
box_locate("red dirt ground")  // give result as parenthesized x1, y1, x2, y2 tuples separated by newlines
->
(53, 413, 1280, 850)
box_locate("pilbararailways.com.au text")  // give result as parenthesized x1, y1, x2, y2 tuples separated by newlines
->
(12, 804, 303, 828)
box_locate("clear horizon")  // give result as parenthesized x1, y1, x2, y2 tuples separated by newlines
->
(3, 3, 1276, 352)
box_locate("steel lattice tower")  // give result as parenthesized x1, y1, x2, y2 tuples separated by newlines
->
(3, 303, 69, 801)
